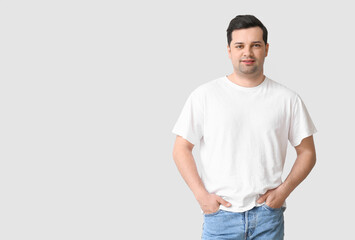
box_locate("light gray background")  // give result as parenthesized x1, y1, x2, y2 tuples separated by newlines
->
(0, 0, 354, 239)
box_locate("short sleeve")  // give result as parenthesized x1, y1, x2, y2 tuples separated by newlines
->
(288, 94, 318, 147)
(171, 90, 204, 146)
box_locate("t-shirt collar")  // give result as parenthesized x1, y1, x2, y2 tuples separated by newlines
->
(223, 75, 268, 92)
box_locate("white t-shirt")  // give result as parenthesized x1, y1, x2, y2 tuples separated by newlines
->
(172, 75, 318, 212)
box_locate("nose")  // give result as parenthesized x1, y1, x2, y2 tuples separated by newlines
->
(243, 45, 253, 57)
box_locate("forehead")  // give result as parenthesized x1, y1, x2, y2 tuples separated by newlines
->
(231, 27, 263, 43)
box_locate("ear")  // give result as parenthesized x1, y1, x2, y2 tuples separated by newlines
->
(265, 43, 269, 57)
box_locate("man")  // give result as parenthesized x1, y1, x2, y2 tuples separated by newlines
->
(171, 15, 317, 239)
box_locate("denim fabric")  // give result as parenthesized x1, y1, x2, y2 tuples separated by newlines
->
(202, 204, 286, 240)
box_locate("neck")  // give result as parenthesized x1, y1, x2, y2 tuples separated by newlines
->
(227, 72, 265, 88)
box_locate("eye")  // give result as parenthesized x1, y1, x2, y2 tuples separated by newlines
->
(254, 44, 261, 47)
(235, 45, 243, 49)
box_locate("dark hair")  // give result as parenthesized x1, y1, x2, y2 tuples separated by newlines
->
(226, 15, 268, 46)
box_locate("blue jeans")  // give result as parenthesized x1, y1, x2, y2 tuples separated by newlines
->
(202, 205, 286, 240)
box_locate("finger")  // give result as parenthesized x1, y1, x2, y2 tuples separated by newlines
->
(257, 194, 267, 203)
(216, 196, 232, 207)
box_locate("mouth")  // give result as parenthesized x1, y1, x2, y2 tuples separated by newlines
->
(241, 59, 255, 64)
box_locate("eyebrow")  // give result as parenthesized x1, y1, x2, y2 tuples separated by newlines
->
(234, 41, 262, 45)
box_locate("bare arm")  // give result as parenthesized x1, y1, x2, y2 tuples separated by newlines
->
(172, 136, 231, 213)
(172, 136, 207, 199)
(280, 135, 317, 197)
(257, 135, 317, 207)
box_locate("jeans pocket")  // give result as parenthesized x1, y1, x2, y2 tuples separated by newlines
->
(204, 209, 222, 217)
(262, 203, 282, 211)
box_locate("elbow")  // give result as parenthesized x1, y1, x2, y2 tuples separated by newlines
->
(310, 152, 317, 168)
(297, 150, 317, 169)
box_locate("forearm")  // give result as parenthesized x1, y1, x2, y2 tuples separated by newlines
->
(172, 148, 208, 200)
(280, 151, 317, 197)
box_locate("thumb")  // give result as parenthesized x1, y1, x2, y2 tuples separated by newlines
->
(216, 196, 232, 207)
